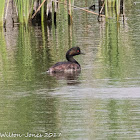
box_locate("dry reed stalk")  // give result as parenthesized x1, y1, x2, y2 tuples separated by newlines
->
(32, 0, 46, 19)
(99, 0, 105, 14)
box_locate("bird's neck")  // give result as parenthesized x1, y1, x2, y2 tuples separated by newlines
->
(66, 55, 80, 66)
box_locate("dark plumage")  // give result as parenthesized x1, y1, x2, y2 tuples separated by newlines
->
(47, 47, 84, 73)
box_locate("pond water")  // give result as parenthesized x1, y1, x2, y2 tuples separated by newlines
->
(0, 1, 140, 140)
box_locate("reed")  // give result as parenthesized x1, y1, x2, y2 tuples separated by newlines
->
(107, 0, 116, 7)
(104, 0, 121, 20)
(1, 0, 122, 27)
(0, 0, 5, 26)
(116, 0, 120, 20)
(41, 0, 45, 22)
(14, 0, 34, 25)
(105, 0, 108, 18)
(68, 0, 74, 24)
(52, 0, 55, 24)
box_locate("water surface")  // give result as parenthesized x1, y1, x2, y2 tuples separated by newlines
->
(0, 1, 140, 140)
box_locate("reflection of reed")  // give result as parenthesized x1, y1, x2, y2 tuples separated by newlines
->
(97, 17, 120, 79)
(97, 10, 135, 80)
(0, 28, 8, 82)
(16, 26, 35, 82)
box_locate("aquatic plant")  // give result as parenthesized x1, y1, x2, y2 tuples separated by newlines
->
(41, 0, 45, 22)
(0, 0, 5, 26)
(104, 0, 121, 20)
(0, 0, 123, 27)
(14, 0, 34, 25)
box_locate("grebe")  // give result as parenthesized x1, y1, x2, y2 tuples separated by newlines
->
(47, 47, 84, 73)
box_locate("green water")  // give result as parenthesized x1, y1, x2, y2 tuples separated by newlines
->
(0, 1, 140, 140)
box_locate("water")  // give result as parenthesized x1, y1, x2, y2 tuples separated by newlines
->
(0, 1, 140, 140)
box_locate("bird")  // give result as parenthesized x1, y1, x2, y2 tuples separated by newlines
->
(47, 46, 84, 73)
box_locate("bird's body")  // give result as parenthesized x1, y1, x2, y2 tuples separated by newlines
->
(48, 61, 81, 73)
(47, 47, 84, 73)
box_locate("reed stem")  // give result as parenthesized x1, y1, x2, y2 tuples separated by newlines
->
(32, 0, 46, 19)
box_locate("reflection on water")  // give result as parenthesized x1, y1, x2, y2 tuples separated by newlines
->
(0, 0, 140, 140)
(48, 70, 81, 85)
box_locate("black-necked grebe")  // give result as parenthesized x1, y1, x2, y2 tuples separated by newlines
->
(47, 47, 84, 73)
